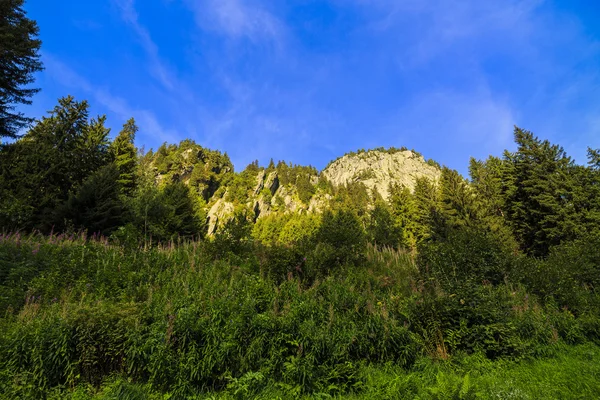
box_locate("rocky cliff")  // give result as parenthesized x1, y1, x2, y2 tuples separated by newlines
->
(146, 142, 441, 233)
(322, 149, 441, 201)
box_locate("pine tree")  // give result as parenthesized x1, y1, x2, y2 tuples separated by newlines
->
(412, 177, 442, 242)
(367, 199, 404, 249)
(60, 164, 123, 236)
(503, 127, 577, 256)
(110, 118, 138, 195)
(161, 181, 201, 240)
(0, 96, 111, 232)
(389, 183, 419, 249)
(438, 167, 478, 231)
(0, 0, 43, 138)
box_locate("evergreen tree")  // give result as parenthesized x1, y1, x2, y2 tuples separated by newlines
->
(110, 118, 138, 195)
(503, 127, 577, 256)
(161, 180, 202, 240)
(59, 164, 123, 236)
(0, 0, 43, 138)
(0, 96, 111, 231)
(279, 213, 320, 246)
(389, 183, 419, 249)
(588, 148, 600, 170)
(367, 199, 404, 249)
(469, 156, 507, 221)
(438, 167, 478, 231)
(412, 177, 442, 243)
(315, 209, 366, 267)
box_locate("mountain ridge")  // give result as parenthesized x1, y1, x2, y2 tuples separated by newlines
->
(143, 141, 442, 233)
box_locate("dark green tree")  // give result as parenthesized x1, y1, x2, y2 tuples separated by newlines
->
(296, 173, 315, 204)
(59, 164, 123, 236)
(110, 118, 138, 195)
(412, 177, 442, 243)
(389, 183, 419, 249)
(0, 0, 43, 138)
(314, 209, 366, 268)
(503, 127, 577, 256)
(367, 199, 404, 249)
(161, 181, 202, 240)
(128, 177, 202, 243)
(0, 96, 111, 231)
(438, 167, 478, 230)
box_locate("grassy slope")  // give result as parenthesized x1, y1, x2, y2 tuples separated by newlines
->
(1, 233, 599, 399)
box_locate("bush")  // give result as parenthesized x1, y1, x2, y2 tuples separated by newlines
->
(311, 209, 366, 272)
(417, 227, 517, 290)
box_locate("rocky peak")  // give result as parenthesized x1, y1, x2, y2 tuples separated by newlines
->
(322, 149, 440, 200)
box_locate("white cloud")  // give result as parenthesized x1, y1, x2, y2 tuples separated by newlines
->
(185, 0, 283, 43)
(382, 87, 517, 172)
(113, 0, 175, 90)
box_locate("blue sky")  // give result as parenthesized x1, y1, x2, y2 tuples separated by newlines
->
(23, 0, 600, 174)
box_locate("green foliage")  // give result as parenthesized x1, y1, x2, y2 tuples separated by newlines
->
(389, 183, 419, 250)
(331, 182, 370, 217)
(0, 0, 43, 138)
(225, 167, 259, 204)
(211, 211, 253, 259)
(279, 213, 320, 246)
(128, 179, 202, 243)
(312, 209, 366, 271)
(522, 234, 600, 312)
(412, 177, 442, 243)
(0, 96, 112, 232)
(1, 232, 600, 398)
(418, 227, 517, 289)
(110, 118, 138, 196)
(503, 127, 578, 257)
(148, 139, 233, 201)
(252, 213, 291, 246)
(366, 200, 404, 249)
(58, 163, 124, 236)
(296, 174, 316, 204)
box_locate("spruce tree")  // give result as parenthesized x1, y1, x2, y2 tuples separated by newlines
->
(412, 177, 442, 243)
(503, 127, 577, 256)
(110, 118, 138, 195)
(438, 167, 478, 231)
(0, 0, 43, 138)
(0, 96, 111, 232)
(60, 164, 123, 236)
(367, 199, 404, 249)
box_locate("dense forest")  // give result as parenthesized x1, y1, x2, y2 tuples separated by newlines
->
(2, 1, 600, 399)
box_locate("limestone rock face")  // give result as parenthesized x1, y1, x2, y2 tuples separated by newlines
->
(308, 193, 332, 214)
(253, 170, 266, 196)
(322, 150, 440, 200)
(253, 196, 272, 221)
(273, 185, 304, 214)
(206, 197, 234, 235)
(265, 172, 279, 195)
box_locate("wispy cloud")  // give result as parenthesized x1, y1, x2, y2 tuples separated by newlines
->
(113, 0, 175, 90)
(390, 88, 516, 162)
(43, 53, 178, 144)
(185, 0, 283, 43)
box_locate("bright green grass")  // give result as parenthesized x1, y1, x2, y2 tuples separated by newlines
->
(39, 343, 600, 399)
(2, 234, 600, 399)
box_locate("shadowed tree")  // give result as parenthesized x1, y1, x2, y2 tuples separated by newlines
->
(503, 127, 577, 256)
(0, 0, 43, 138)
(110, 118, 138, 196)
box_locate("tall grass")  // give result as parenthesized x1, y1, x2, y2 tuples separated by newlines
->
(0, 233, 598, 398)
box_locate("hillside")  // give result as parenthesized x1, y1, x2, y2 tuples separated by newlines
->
(2, 110, 600, 398)
(322, 148, 441, 201)
(143, 142, 441, 234)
